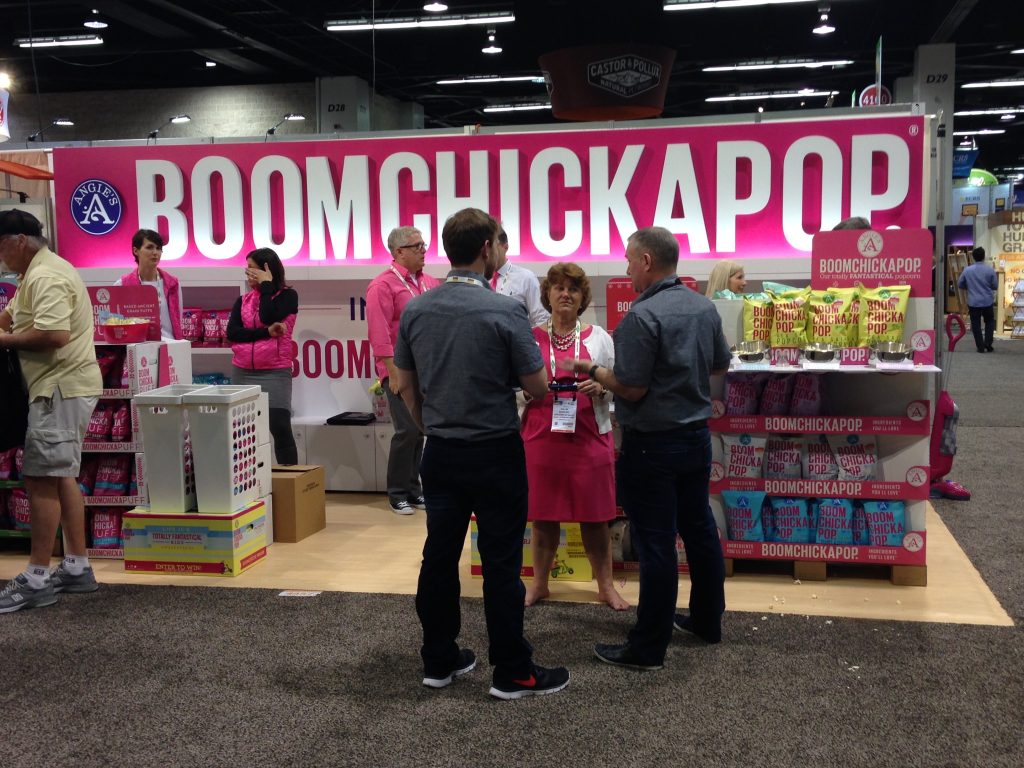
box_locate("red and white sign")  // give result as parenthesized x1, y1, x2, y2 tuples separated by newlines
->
(722, 531, 926, 566)
(859, 84, 893, 107)
(710, 475, 931, 500)
(811, 228, 933, 296)
(605, 278, 637, 331)
(88, 285, 161, 341)
(709, 400, 931, 436)
(53, 115, 927, 269)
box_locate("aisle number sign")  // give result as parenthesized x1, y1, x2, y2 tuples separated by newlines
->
(52, 114, 926, 269)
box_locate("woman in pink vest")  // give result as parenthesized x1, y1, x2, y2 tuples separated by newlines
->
(226, 248, 299, 464)
(116, 229, 182, 339)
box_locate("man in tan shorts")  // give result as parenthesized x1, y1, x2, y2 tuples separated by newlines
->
(0, 210, 103, 613)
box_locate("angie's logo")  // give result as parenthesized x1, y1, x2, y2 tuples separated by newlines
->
(71, 178, 122, 236)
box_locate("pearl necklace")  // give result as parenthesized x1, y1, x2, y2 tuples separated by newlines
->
(550, 324, 577, 351)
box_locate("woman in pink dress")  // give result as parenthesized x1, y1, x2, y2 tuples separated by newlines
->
(522, 263, 627, 610)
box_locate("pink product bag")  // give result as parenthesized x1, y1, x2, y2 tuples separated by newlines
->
(216, 310, 232, 346)
(9, 489, 31, 530)
(0, 447, 16, 480)
(759, 374, 796, 416)
(85, 405, 114, 443)
(90, 508, 124, 548)
(202, 311, 224, 347)
(789, 373, 825, 416)
(181, 308, 204, 344)
(110, 401, 131, 442)
(723, 373, 766, 416)
(92, 455, 133, 497)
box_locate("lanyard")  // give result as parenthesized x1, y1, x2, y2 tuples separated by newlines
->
(445, 275, 486, 288)
(389, 265, 421, 297)
(547, 319, 581, 386)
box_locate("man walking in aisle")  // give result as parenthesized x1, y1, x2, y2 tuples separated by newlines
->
(490, 224, 549, 327)
(366, 226, 439, 514)
(0, 210, 103, 613)
(958, 246, 998, 353)
(563, 226, 732, 669)
(394, 207, 570, 699)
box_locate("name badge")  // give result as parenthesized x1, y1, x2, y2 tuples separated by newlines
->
(551, 396, 578, 433)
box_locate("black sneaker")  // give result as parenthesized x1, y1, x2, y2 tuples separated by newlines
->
(593, 643, 663, 671)
(408, 495, 427, 510)
(422, 648, 476, 689)
(673, 613, 722, 644)
(489, 664, 570, 700)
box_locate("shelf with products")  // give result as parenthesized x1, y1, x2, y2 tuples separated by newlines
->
(1012, 280, 1024, 339)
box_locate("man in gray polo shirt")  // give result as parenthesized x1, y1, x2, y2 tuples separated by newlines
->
(564, 226, 731, 670)
(394, 207, 570, 700)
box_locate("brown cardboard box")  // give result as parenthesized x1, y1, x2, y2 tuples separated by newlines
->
(271, 465, 326, 543)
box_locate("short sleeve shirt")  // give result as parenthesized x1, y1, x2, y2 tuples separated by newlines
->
(395, 269, 543, 440)
(9, 247, 102, 400)
(613, 277, 731, 432)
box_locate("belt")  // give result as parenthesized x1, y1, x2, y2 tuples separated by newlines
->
(624, 420, 707, 436)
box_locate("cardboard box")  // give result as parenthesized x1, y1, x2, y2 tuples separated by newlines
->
(271, 465, 326, 543)
(470, 520, 593, 582)
(122, 500, 268, 576)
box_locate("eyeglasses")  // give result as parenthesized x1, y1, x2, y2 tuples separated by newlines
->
(398, 242, 427, 251)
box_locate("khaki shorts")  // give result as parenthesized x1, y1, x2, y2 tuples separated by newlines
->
(22, 390, 98, 478)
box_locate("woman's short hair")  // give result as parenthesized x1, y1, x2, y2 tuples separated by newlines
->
(131, 229, 164, 263)
(245, 247, 288, 290)
(540, 262, 591, 315)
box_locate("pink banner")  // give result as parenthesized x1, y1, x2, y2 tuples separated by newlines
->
(709, 475, 931, 500)
(722, 532, 926, 566)
(812, 228, 933, 296)
(52, 115, 926, 269)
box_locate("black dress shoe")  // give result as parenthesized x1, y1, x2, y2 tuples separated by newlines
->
(593, 643, 663, 670)
(986, 345, 994, 352)
(673, 613, 722, 644)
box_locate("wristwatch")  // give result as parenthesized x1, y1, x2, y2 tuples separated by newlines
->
(588, 364, 600, 380)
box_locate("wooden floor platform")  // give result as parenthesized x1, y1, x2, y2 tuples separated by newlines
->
(0, 495, 1012, 627)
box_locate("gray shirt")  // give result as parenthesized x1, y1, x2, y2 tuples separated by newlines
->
(613, 276, 731, 432)
(394, 269, 544, 441)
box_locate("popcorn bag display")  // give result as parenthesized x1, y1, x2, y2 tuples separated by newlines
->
(724, 373, 764, 416)
(77, 456, 100, 496)
(758, 374, 795, 416)
(92, 454, 133, 497)
(201, 310, 227, 347)
(742, 295, 773, 343)
(85, 405, 114, 442)
(863, 500, 906, 546)
(858, 284, 911, 347)
(807, 288, 858, 347)
(789, 373, 825, 416)
(722, 433, 767, 478)
(767, 497, 814, 543)
(722, 490, 767, 542)
(802, 435, 840, 480)
(768, 288, 809, 348)
(110, 401, 131, 442)
(813, 498, 855, 544)
(826, 434, 879, 481)
(9, 489, 31, 530)
(852, 503, 871, 545)
(181, 308, 204, 345)
(90, 508, 124, 549)
(764, 435, 803, 479)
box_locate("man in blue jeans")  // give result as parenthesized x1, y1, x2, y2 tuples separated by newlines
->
(564, 226, 731, 669)
(394, 207, 570, 699)
(958, 246, 998, 353)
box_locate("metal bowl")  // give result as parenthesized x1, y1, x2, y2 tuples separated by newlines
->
(802, 342, 837, 362)
(733, 340, 768, 362)
(873, 341, 914, 363)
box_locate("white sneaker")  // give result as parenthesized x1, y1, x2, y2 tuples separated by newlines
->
(390, 499, 415, 515)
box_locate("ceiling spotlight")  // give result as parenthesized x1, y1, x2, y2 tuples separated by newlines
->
(482, 28, 502, 54)
(266, 113, 306, 136)
(813, 3, 834, 34)
(147, 114, 191, 140)
(84, 9, 108, 29)
(423, 2, 449, 11)
(205, 61, 217, 68)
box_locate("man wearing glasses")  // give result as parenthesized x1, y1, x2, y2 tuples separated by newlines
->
(366, 227, 439, 515)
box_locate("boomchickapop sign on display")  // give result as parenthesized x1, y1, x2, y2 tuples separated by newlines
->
(52, 114, 926, 269)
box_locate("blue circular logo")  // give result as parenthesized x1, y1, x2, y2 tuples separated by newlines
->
(70, 178, 122, 236)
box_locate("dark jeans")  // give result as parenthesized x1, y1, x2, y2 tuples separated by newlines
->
(385, 382, 424, 502)
(968, 304, 995, 351)
(617, 427, 725, 664)
(416, 432, 533, 681)
(268, 407, 297, 465)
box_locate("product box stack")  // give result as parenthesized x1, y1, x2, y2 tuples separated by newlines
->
(124, 384, 271, 576)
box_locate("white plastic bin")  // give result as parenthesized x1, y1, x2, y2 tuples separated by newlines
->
(134, 384, 212, 513)
(182, 385, 263, 514)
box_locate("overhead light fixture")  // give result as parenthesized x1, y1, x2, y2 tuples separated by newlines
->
(325, 11, 514, 32)
(954, 107, 1024, 116)
(1012, 48, 1024, 54)
(1001, 113, 1017, 121)
(483, 103, 551, 113)
(962, 79, 1024, 89)
(813, 4, 835, 35)
(84, 9, 108, 29)
(952, 129, 1007, 136)
(706, 89, 838, 102)
(205, 61, 217, 68)
(482, 28, 502, 54)
(665, 0, 817, 9)
(437, 74, 545, 85)
(26, 118, 75, 142)
(147, 114, 191, 140)
(15, 34, 103, 48)
(703, 58, 853, 72)
(266, 113, 306, 136)
(423, 2, 449, 11)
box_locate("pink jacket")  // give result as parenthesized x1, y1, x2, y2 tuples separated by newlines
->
(229, 287, 297, 370)
(118, 267, 182, 339)
(366, 264, 439, 380)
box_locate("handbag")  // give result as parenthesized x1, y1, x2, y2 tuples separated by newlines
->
(0, 348, 29, 451)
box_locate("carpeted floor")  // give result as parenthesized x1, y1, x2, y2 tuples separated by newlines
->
(1, 340, 1020, 768)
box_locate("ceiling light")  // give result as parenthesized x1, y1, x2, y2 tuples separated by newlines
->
(170, 115, 191, 124)
(482, 29, 502, 55)
(703, 58, 853, 72)
(423, 2, 449, 11)
(1000, 114, 1016, 121)
(437, 75, 546, 85)
(84, 9, 108, 29)
(952, 129, 1007, 136)
(962, 79, 1024, 89)
(664, 0, 817, 9)
(52, 118, 75, 127)
(205, 61, 217, 68)
(954, 107, 1024, 116)
(26, 118, 75, 141)
(813, 13, 834, 34)
(1013, 48, 1024, 54)
(325, 11, 514, 32)
(15, 34, 103, 48)
(0, 72, 11, 89)
(706, 89, 838, 102)
(266, 113, 306, 136)
(482, 103, 551, 113)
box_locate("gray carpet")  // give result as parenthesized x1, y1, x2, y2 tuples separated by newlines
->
(1, 341, 1021, 768)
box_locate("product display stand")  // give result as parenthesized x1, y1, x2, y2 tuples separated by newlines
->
(1011, 280, 1024, 339)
